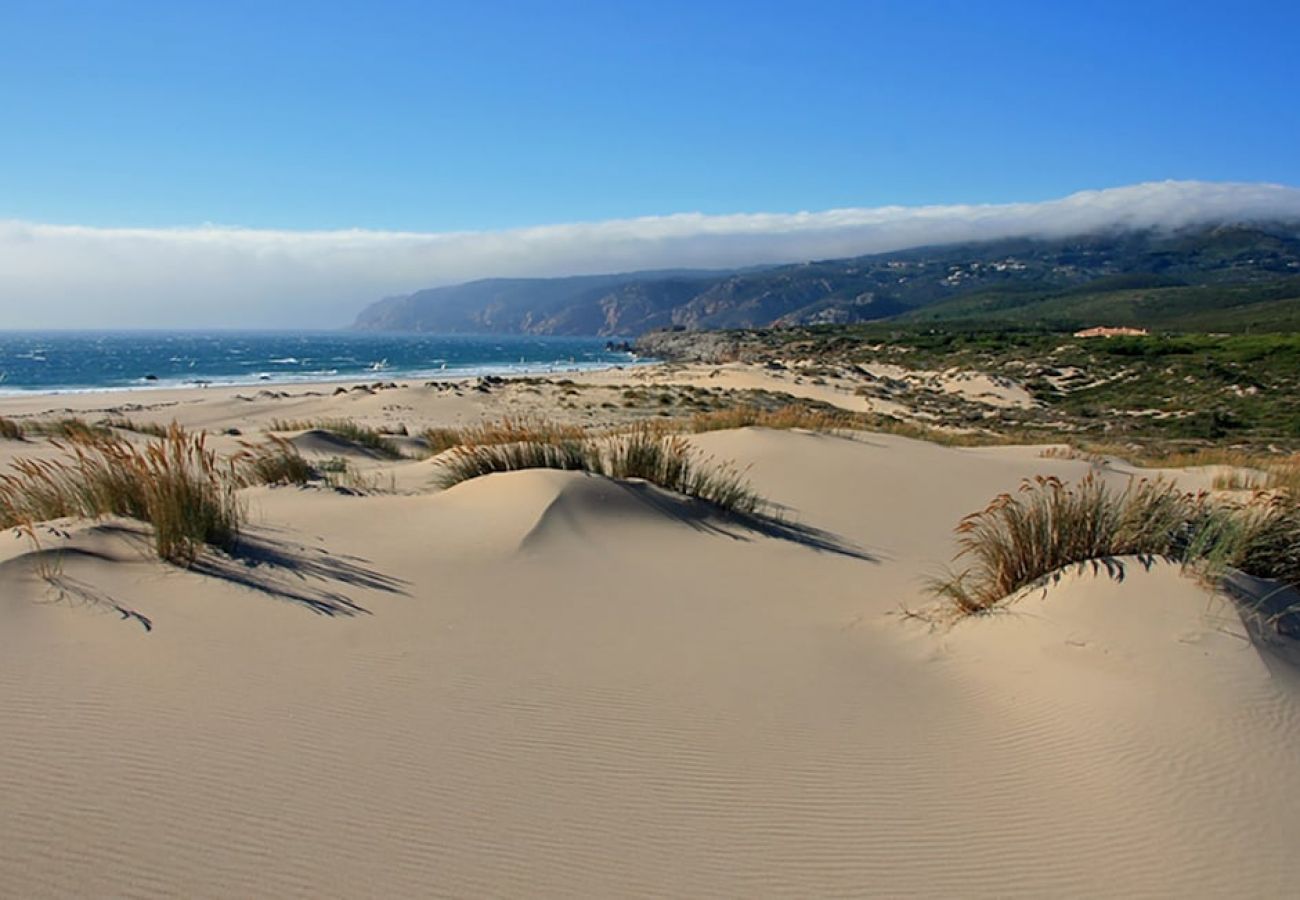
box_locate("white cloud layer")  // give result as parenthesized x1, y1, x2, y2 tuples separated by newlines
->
(2, 180, 1299, 328)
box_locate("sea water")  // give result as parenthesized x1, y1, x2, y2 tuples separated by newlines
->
(0, 331, 641, 394)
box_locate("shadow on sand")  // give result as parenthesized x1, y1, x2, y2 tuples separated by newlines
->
(44, 573, 156, 632)
(189, 528, 409, 617)
(1221, 571, 1300, 674)
(615, 480, 878, 562)
(19, 522, 408, 627)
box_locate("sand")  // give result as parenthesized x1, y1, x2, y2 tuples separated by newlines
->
(1, 367, 1297, 897)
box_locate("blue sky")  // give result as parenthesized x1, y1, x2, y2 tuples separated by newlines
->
(3, 1, 1300, 327)
(2, 0, 1297, 232)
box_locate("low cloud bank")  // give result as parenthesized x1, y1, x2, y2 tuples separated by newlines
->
(3, 180, 1299, 328)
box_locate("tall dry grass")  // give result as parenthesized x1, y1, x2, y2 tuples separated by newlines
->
(0, 425, 243, 564)
(0, 417, 23, 440)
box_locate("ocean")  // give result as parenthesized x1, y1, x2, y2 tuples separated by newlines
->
(0, 331, 641, 394)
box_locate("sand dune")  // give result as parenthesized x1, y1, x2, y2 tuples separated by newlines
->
(1, 383, 1297, 896)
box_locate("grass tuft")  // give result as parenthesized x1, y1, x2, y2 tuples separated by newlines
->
(0, 417, 23, 440)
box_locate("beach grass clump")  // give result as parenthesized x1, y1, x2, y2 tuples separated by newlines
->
(234, 437, 317, 486)
(604, 428, 764, 514)
(932, 475, 1206, 614)
(0, 425, 242, 564)
(435, 436, 592, 485)
(435, 424, 764, 516)
(268, 417, 403, 458)
(0, 417, 23, 440)
(689, 404, 855, 433)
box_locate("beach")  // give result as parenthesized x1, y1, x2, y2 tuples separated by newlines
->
(2, 362, 1297, 897)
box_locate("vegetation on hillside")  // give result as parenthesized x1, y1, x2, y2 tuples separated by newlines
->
(357, 224, 1300, 336)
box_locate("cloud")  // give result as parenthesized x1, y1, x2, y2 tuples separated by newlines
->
(2, 180, 1299, 328)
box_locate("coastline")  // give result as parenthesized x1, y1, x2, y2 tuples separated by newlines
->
(0, 329, 643, 397)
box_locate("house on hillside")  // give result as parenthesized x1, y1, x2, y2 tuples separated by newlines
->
(1073, 326, 1149, 338)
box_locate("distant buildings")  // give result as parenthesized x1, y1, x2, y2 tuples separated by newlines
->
(1073, 326, 1149, 338)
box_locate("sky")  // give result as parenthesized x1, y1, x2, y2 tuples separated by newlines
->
(1, 0, 1299, 327)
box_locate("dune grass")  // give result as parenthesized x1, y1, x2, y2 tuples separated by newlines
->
(268, 417, 403, 458)
(423, 417, 590, 454)
(0, 425, 242, 564)
(0, 417, 23, 440)
(435, 424, 765, 516)
(933, 473, 1300, 614)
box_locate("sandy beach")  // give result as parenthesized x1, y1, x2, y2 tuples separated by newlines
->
(2, 363, 1297, 897)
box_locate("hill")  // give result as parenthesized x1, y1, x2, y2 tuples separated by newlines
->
(351, 224, 1300, 335)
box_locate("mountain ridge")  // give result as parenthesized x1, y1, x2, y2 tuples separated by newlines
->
(351, 223, 1300, 335)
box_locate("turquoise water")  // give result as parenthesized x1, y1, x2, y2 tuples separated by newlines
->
(0, 331, 640, 394)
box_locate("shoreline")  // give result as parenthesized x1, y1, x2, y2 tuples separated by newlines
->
(0, 356, 652, 402)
